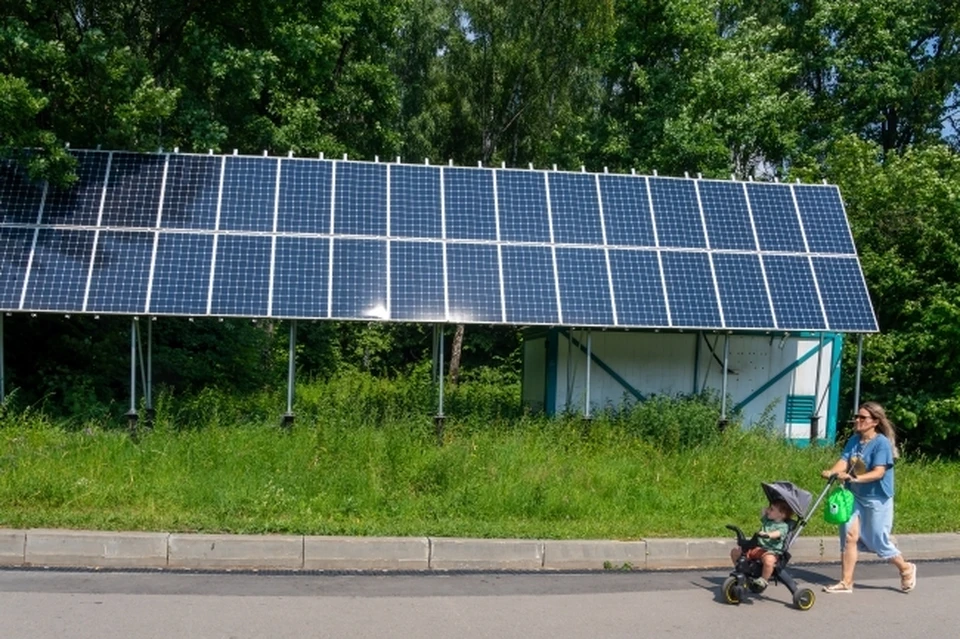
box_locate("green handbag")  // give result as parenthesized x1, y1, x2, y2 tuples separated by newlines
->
(824, 485, 854, 525)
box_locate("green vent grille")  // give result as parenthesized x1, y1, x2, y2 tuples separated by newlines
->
(785, 395, 815, 423)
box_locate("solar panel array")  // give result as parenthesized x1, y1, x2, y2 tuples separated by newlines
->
(0, 150, 878, 332)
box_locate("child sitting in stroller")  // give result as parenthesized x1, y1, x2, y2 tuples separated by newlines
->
(729, 498, 793, 590)
(723, 480, 822, 610)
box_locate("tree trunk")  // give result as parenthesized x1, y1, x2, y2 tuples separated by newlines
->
(448, 323, 465, 387)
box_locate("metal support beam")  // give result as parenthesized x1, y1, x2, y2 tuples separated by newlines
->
(434, 326, 445, 443)
(811, 332, 824, 443)
(0, 314, 5, 403)
(127, 317, 138, 431)
(146, 318, 154, 423)
(853, 333, 864, 413)
(719, 333, 730, 429)
(584, 331, 592, 420)
(693, 331, 702, 394)
(283, 320, 297, 427)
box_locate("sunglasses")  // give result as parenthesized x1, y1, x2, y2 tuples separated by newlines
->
(852, 414, 873, 421)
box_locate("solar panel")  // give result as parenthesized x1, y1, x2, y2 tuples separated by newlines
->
(87, 230, 154, 313)
(649, 178, 705, 249)
(763, 255, 827, 330)
(0, 149, 878, 332)
(556, 247, 614, 326)
(549, 173, 603, 245)
(498, 170, 550, 243)
(746, 183, 806, 252)
(698, 181, 755, 250)
(0, 227, 33, 307)
(391, 240, 445, 321)
(1, 158, 45, 224)
(598, 174, 656, 247)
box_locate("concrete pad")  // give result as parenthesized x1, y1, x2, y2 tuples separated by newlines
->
(0, 529, 26, 566)
(304, 536, 429, 571)
(645, 537, 730, 569)
(542, 540, 647, 571)
(892, 533, 960, 561)
(430, 537, 543, 571)
(168, 533, 302, 570)
(25, 529, 168, 568)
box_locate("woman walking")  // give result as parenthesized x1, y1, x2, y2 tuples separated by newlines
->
(820, 401, 916, 593)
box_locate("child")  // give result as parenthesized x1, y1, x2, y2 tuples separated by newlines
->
(729, 498, 793, 590)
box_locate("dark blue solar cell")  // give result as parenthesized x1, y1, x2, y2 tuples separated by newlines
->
(22, 229, 95, 311)
(42, 151, 109, 226)
(335, 162, 387, 236)
(391, 165, 441, 239)
(149, 233, 213, 314)
(549, 173, 603, 245)
(0, 227, 34, 308)
(0, 158, 45, 224)
(100, 153, 165, 227)
(220, 156, 276, 232)
(556, 248, 613, 326)
(211, 235, 271, 316)
(501, 245, 558, 324)
(497, 170, 550, 243)
(277, 158, 332, 234)
(661, 251, 721, 328)
(330, 239, 387, 319)
(272, 236, 330, 318)
(444, 168, 497, 241)
(698, 181, 756, 250)
(161, 155, 222, 230)
(746, 183, 805, 252)
(608, 249, 668, 327)
(649, 178, 705, 249)
(795, 185, 856, 255)
(391, 241, 445, 321)
(598, 175, 656, 247)
(446, 243, 503, 322)
(86, 231, 154, 312)
(812, 257, 878, 331)
(763, 255, 826, 330)
(713, 253, 774, 328)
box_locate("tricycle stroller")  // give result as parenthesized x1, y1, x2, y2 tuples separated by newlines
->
(722, 479, 837, 611)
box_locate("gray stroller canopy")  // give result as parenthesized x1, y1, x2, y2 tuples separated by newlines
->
(762, 481, 812, 518)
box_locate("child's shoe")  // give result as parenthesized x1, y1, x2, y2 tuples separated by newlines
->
(750, 577, 768, 592)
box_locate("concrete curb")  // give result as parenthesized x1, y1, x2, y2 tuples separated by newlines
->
(2, 528, 959, 572)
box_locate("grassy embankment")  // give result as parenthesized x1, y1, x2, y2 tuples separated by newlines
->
(2, 370, 958, 539)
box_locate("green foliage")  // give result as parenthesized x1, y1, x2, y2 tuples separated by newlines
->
(2, 0, 960, 457)
(3, 388, 958, 538)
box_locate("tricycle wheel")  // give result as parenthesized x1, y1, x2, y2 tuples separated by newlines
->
(793, 588, 815, 611)
(722, 576, 742, 605)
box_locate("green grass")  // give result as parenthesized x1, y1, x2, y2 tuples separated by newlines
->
(1, 380, 959, 539)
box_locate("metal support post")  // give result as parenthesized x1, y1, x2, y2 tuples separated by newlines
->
(145, 318, 154, 424)
(127, 318, 138, 432)
(283, 320, 297, 427)
(853, 333, 864, 414)
(719, 333, 730, 430)
(0, 314, 5, 403)
(811, 332, 824, 444)
(584, 330, 592, 420)
(434, 326, 446, 444)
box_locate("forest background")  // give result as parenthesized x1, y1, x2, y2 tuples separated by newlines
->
(2, 0, 960, 458)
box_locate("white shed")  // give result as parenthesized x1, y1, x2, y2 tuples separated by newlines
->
(522, 329, 844, 443)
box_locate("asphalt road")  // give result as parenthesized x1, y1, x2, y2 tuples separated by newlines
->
(2, 560, 958, 638)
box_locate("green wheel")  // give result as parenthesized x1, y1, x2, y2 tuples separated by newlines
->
(793, 588, 815, 611)
(722, 576, 742, 605)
